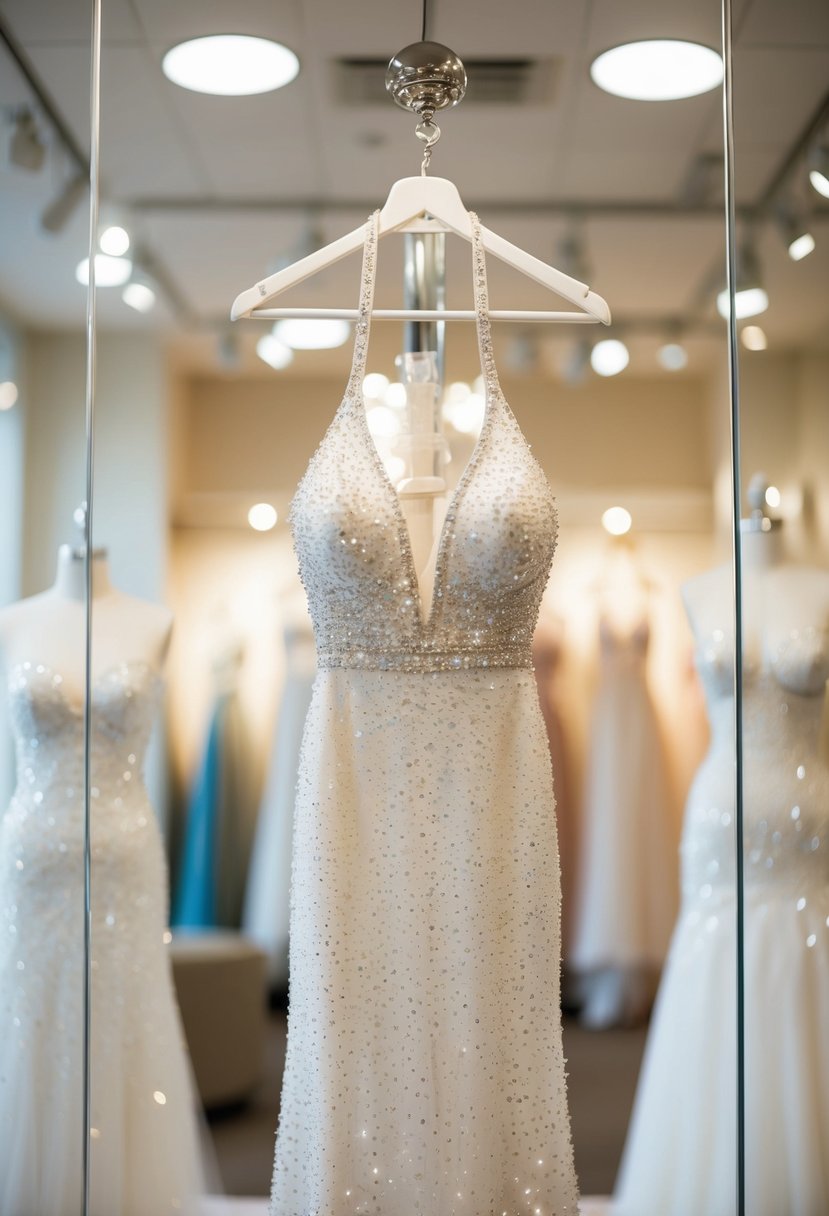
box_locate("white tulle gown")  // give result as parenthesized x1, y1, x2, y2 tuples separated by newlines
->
(270, 212, 579, 1215)
(0, 659, 207, 1216)
(615, 584, 829, 1216)
(570, 616, 677, 1026)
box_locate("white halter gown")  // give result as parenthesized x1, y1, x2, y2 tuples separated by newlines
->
(269, 213, 579, 1215)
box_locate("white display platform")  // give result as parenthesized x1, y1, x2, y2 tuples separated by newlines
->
(202, 1199, 612, 1215)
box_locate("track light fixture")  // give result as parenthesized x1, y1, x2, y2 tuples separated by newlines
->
(40, 174, 87, 234)
(775, 204, 816, 261)
(716, 242, 768, 320)
(8, 108, 46, 172)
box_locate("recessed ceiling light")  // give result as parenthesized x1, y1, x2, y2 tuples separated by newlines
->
(764, 485, 781, 509)
(602, 506, 632, 536)
(274, 318, 350, 350)
(591, 338, 629, 377)
(248, 502, 278, 532)
(658, 342, 688, 371)
(590, 40, 723, 101)
(162, 35, 299, 97)
(256, 333, 293, 370)
(75, 255, 133, 286)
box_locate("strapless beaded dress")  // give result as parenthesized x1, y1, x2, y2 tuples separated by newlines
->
(0, 658, 207, 1216)
(615, 583, 829, 1216)
(269, 213, 579, 1215)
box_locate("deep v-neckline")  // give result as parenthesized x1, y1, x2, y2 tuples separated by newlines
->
(347, 209, 502, 632)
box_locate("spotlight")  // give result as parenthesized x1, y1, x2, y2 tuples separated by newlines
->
(658, 342, 688, 371)
(741, 325, 767, 351)
(100, 225, 130, 256)
(41, 175, 87, 234)
(775, 206, 815, 261)
(808, 144, 829, 199)
(0, 381, 19, 410)
(248, 503, 278, 532)
(75, 255, 133, 286)
(8, 109, 45, 172)
(363, 373, 390, 399)
(273, 318, 350, 350)
(256, 333, 293, 370)
(716, 243, 768, 319)
(591, 338, 629, 377)
(122, 281, 156, 313)
(602, 507, 632, 536)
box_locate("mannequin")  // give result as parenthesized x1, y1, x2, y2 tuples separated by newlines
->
(0, 538, 210, 1215)
(0, 543, 173, 685)
(615, 477, 829, 1216)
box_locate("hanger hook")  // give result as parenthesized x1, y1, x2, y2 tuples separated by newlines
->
(415, 109, 441, 176)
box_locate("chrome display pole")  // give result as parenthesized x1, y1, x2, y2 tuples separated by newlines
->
(403, 230, 445, 381)
(720, 0, 746, 1212)
(386, 39, 467, 388)
(82, 0, 102, 1213)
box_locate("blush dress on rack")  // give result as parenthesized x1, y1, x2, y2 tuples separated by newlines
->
(614, 596, 829, 1216)
(570, 617, 677, 1027)
(0, 659, 207, 1216)
(269, 212, 579, 1216)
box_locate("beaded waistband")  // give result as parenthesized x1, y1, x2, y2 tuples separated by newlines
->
(316, 645, 533, 673)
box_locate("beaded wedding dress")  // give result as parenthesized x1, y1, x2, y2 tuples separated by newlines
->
(615, 588, 829, 1216)
(0, 658, 207, 1215)
(270, 213, 579, 1215)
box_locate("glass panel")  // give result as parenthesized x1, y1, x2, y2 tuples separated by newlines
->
(732, 2, 829, 1212)
(0, 3, 93, 1211)
(88, 2, 737, 1214)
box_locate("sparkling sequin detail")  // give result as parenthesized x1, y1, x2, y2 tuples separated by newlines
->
(290, 211, 558, 674)
(0, 660, 205, 1214)
(271, 215, 578, 1214)
(616, 611, 829, 1216)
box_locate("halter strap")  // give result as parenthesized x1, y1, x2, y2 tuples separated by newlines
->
(346, 208, 501, 399)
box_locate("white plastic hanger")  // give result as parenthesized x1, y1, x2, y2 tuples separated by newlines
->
(230, 175, 611, 326)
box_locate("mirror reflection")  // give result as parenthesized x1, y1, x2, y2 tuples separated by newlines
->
(732, 14, 829, 1214)
(4, 1, 824, 1214)
(0, 3, 92, 1212)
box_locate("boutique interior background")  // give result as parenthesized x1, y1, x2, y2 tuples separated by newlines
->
(1, 0, 828, 1210)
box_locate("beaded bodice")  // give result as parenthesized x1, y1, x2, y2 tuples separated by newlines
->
(682, 625, 829, 899)
(290, 211, 558, 673)
(7, 659, 159, 807)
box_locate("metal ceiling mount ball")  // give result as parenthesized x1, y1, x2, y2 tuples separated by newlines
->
(386, 41, 467, 174)
(385, 41, 467, 116)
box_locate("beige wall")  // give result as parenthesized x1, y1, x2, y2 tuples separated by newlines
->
(174, 371, 714, 525)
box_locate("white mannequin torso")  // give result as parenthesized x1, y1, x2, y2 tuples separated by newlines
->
(0, 546, 173, 706)
(682, 528, 829, 673)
